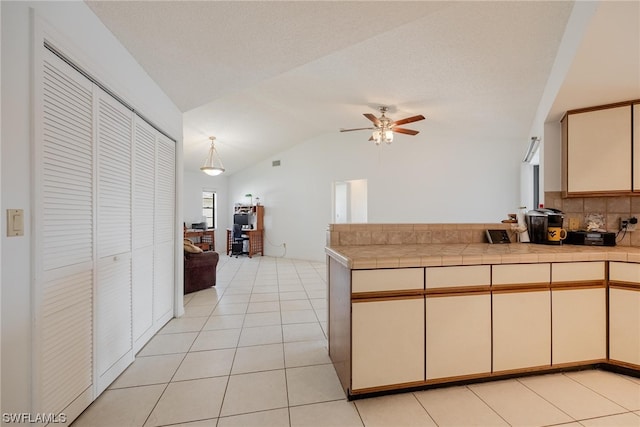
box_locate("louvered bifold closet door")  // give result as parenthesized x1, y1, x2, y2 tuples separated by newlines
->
(37, 50, 94, 418)
(131, 117, 156, 351)
(153, 134, 176, 324)
(95, 89, 134, 394)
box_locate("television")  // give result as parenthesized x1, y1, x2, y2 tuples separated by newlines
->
(233, 214, 249, 226)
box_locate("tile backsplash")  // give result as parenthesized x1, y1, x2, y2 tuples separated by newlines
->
(327, 223, 515, 247)
(544, 191, 640, 246)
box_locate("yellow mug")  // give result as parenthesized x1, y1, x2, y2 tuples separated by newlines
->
(547, 227, 567, 242)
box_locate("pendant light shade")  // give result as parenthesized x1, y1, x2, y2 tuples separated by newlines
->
(200, 136, 225, 176)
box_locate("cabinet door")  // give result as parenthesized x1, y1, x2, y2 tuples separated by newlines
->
(426, 294, 491, 379)
(610, 288, 640, 366)
(493, 290, 551, 371)
(566, 106, 631, 193)
(352, 298, 424, 390)
(552, 288, 606, 364)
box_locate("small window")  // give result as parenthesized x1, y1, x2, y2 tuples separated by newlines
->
(202, 191, 216, 229)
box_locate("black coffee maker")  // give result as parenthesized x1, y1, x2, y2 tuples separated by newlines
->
(526, 208, 565, 244)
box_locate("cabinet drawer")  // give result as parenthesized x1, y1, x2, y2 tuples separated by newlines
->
(552, 262, 605, 283)
(425, 265, 490, 289)
(492, 263, 550, 286)
(352, 268, 423, 293)
(609, 262, 640, 283)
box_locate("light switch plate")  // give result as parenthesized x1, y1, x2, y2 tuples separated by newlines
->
(7, 209, 24, 236)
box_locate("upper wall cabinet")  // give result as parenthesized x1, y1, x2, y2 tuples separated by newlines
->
(561, 101, 637, 197)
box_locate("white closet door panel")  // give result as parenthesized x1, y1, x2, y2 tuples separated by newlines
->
(132, 118, 156, 249)
(96, 254, 132, 381)
(40, 265, 93, 414)
(154, 241, 174, 323)
(155, 135, 175, 244)
(97, 91, 132, 258)
(132, 248, 154, 343)
(41, 51, 93, 271)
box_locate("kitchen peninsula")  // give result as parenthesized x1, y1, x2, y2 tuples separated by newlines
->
(326, 223, 640, 399)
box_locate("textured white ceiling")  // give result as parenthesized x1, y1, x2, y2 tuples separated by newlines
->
(85, 1, 638, 175)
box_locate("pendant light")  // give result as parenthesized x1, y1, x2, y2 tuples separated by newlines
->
(200, 136, 225, 176)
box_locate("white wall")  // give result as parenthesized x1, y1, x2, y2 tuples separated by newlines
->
(228, 126, 522, 261)
(543, 121, 563, 192)
(183, 171, 229, 253)
(1, 1, 181, 414)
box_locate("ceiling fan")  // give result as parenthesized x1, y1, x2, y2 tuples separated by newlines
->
(340, 106, 425, 145)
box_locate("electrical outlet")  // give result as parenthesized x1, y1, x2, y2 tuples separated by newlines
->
(620, 217, 638, 232)
(620, 218, 629, 231)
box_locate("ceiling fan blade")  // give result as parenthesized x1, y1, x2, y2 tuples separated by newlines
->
(392, 115, 425, 126)
(363, 113, 382, 127)
(340, 127, 375, 132)
(392, 127, 419, 136)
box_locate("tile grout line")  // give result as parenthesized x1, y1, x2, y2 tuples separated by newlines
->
(465, 385, 514, 427)
(515, 376, 579, 424)
(561, 371, 640, 414)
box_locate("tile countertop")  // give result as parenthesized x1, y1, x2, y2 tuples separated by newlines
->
(325, 243, 640, 269)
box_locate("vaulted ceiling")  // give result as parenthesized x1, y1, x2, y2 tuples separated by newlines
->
(85, 1, 639, 175)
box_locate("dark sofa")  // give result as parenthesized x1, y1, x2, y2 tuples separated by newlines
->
(184, 251, 219, 294)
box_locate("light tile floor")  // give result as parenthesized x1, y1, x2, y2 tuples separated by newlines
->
(74, 256, 640, 427)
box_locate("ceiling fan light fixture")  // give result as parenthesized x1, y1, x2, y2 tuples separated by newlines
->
(372, 129, 382, 145)
(342, 105, 424, 145)
(200, 136, 225, 176)
(384, 129, 394, 144)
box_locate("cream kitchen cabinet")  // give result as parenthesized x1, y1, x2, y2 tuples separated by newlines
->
(551, 262, 606, 365)
(425, 266, 491, 380)
(608, 262, 640, 366)
(351, 297, 425, 391)
(492, 263, 551, 372)
(562, 102, 634, 196)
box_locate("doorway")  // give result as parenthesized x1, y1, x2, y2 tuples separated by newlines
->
(332, 179, 367, 224)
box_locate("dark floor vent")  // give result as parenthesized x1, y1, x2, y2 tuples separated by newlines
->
(272, 160, 281, 167)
